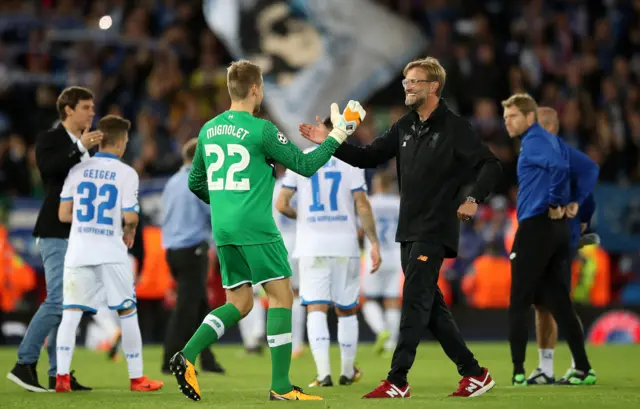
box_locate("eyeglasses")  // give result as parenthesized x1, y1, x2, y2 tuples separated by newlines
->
(402, 79, 431, 87)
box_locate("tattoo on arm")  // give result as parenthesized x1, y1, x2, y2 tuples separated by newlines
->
(281, 205, 297, 220)
(355, 196, 378, 246)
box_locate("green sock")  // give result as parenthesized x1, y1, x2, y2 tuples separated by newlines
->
(182, 303, 241, 363)
(267, 308, 293, 394)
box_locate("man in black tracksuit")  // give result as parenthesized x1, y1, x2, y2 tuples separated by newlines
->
(300, 57, 501, 398)
(502, 94, 594, 386)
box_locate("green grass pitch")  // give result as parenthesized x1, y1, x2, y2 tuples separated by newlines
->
(1, 343, 639, 408)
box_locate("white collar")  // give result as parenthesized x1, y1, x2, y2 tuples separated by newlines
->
(65, 128, 80, 143)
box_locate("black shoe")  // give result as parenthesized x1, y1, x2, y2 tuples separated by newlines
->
(7, 362, 48, 392)
(199, 348, 225, 374)
(49, 370, 92, 391)
(201, 360, 225, 374)
(245, 345, 264, 356)
(308, 375, 333, 387)
(526, 368, 556, 385)
(339, 365, 362, 385)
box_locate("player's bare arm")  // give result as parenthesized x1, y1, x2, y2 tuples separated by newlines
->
(123, 211, 139, 249)
(276, 187, 297, 220)
(58, 200, 73, 223)
(354, 190, 381, 273)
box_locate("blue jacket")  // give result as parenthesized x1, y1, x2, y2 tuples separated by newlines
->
(580, 193, 596, 226)
(517, 123, 571, 222)
(559, 138, 600, 207)
(560, 139, 599, 250)
(569, 193, 597, 251)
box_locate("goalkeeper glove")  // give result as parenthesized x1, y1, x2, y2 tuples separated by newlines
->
(327, 100, 366, 144)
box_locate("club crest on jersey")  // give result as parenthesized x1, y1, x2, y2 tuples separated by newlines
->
(277, 132, 289, 144)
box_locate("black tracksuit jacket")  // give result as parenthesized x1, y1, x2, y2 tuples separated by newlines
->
(334, 100, 501, 258)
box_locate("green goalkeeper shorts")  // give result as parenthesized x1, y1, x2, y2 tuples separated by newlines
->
(217, 240, 292, 289)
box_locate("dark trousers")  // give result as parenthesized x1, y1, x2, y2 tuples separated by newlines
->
(138, 299, 166, 343)
(162, 241, 217, 368)
(387, 241, 480, 386)
(509, 214, 591, 374)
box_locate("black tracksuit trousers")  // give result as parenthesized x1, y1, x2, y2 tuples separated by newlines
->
(509, 214, 591, 375)
(387, 241, 481, 387)
(162, 241, 218, 369)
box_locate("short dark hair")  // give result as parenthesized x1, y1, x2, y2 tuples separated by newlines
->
(98, 115, 131, 146)
(227, 60, 262, 100)
(56, 86, 94, 120)
(182, 138, 198, 162)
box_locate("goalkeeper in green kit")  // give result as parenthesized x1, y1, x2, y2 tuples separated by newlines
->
(169, 60, 366, 402)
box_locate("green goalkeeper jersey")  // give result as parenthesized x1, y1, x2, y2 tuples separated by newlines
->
(188, 110, 340, 246)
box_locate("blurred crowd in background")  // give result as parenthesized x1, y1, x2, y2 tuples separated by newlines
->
(1, 0, 640, 315)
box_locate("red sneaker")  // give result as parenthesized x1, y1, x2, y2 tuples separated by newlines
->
(130, 376, 164, 392)
(450, 367, 495, 398)
(55, 374, 71, 392)
(362, 380, 410, 399)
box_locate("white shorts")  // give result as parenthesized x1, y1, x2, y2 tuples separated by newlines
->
(299, 256, 360, 309)
(289, 257, 300, 290)
(363, 251, 402, 298)
(363, 263, 402, 299)
(63, 263, 136, 313)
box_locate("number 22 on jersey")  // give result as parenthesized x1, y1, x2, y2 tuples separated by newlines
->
(205, 143, 251, 191)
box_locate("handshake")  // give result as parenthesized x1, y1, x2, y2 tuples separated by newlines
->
(299, 100, 366, 145)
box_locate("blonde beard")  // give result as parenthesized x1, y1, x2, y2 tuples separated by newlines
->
(406, 96, 426, 110)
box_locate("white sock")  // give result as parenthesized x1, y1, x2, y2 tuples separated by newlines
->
(252, 296, 266, 340)
(238, 311, 256, 348)
(119, 309, 143, 379)
(239, 299, 265, 348)
(292, 297, 306, 352)
(384, 307, 401, 350)
(571, 357, 575, 369)
(56, 310, 83, 375)
(538, 348, 554, 377)
(338, 315, 358, 379)
(362, 301, 385, 335)
(307, 311, 331, 380)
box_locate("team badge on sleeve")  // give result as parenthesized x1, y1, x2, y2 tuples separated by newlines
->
(277, 132, 289, 145)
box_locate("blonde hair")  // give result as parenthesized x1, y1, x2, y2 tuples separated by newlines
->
(227, 60, 262, 100)
(403, 57, 446, 97)
(501, 93, 539, 121)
